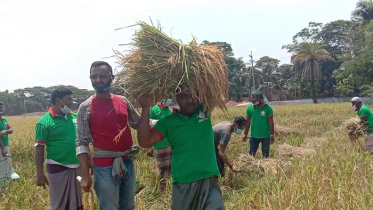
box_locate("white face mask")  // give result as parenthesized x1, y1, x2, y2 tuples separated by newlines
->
(353, 104, 358, 111)
(60, 105, 71, 115)
(162, 99, 172, 107)
(234, 129, 243, 135)
(253, 102, 259, 105)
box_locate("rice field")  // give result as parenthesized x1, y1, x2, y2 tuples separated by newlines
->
(1, 102, 373, 210)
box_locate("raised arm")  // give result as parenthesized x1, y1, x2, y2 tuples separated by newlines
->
(137, 96, 163, 148)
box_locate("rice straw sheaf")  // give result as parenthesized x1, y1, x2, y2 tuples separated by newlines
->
(342, 117, 369, 140)
(115, 21, 229, 114)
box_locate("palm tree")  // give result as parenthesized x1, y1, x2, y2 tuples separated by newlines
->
(352, 0, 373, 21)
(291, 42, 335, 103)
(256, 56, 280, 97)
(351, 0, 373, 30)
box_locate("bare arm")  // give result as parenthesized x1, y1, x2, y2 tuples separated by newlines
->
(243, 116, 251, 138)
(137, 106, 161, 148)
(361, 116, 368, 124)
(35, 145, 45, 175)
(4, 123, 13, 135)
(218, 144, 233, 168)
(268, 116, 274, 136)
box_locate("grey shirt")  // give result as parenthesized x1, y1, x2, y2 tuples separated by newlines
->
(213, 121, 232, 148)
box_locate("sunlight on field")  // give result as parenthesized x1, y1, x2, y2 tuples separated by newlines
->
(1, 103, 373, 210)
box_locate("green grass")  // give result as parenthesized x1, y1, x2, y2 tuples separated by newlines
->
(1, 102, 373, 210)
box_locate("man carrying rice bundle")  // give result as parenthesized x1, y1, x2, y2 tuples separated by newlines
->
(351, 97, 373, 153)
(76, 61, 140, 210)
(34, 87, 83, 210)
(147, 99, 173, 191)
(115, 21, 229, 209)
(213, 116, 247, 177)
(0, 102, 19, 189)
(137, 83, 225, 210)
(242, 90, 275, 158)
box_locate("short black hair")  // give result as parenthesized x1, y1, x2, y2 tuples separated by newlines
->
(90, 61, 113, 75)
(0, 102, 3, 106)
(51, 87, 73, 105)
(234, 116, 247, 126)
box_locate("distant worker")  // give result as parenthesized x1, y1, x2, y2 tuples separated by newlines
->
(147, 99, 173, 191)
(34, 87, 83, 210)
(242, 90, 275, 158)
(0, 101, 19, 189)
(213, 116, 247, 177)
(351, 97, 373, 153)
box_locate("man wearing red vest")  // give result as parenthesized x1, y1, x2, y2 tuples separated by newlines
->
(76, 61, 140, 210)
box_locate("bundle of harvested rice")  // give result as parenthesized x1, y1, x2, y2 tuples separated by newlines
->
(233, 154, 291, 175)
(115, 20, 229, 114)
(342, 117, 369, 140)
(277, 143, 316, 158)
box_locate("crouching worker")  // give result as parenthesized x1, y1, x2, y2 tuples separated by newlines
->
(351, 97, 373, 153)
(137, 84, 225, 210)
(213, 116, 247, 177)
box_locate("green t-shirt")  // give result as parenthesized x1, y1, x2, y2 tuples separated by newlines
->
(0, 116, 10, 146)
(35, 110, 79, 165)
(358, 105, 373, 134)
(152, 110, 220, 184)
(246, 104, 273, 138)
(150, 104, 173, 149)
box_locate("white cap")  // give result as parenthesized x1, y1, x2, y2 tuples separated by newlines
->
(351, 97, 362, 102)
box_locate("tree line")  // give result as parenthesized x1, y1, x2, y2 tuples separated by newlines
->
(1, 1, 372, 115)
(205, 0, 373, 103)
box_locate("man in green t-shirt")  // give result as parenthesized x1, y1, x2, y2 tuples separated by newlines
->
(0, 101, 19, 188)
(137, 83, 224, 210)
(351, 97, 373, 153)
(147, 99, 173, 191)
(242, 90, 275, 158)
(34, 87, 83, 210)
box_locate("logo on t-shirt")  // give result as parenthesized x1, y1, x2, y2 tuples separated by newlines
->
(260, 111, 266, 116)
(198, 111, 209, 122)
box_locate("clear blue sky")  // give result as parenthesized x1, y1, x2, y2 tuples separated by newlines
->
(0, 0, 357, 91)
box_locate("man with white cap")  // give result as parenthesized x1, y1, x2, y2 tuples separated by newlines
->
(351, 97, 373, 153)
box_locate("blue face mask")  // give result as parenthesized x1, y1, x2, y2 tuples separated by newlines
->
(92, 81, 112, 93)
(234, 129, 243, 135)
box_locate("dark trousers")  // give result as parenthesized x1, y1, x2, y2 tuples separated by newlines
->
(249, 137, 270, 158)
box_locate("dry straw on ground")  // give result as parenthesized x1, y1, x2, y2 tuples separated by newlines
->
(234, 154, 290, 175)
(275, 125, 300, 142)
(342, 117, 369, 140)
(277, 143, 316, 158)
(115, 20, 229, 114)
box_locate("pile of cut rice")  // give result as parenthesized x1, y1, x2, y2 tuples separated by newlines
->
(343, 117, 369, 140)
(115, 20, 229, 114)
